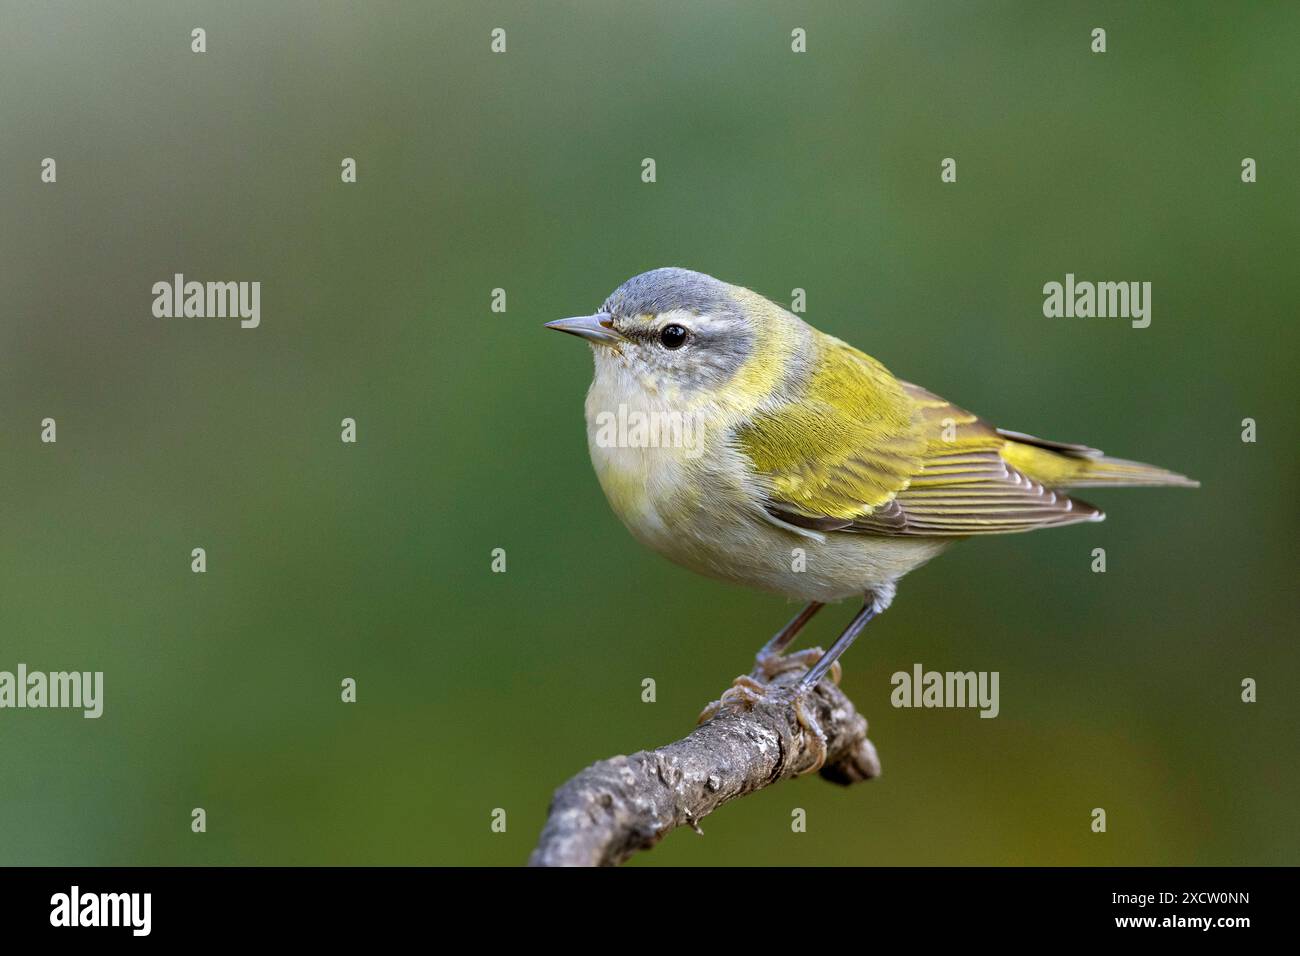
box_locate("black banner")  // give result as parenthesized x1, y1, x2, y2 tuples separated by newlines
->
(0, 866, 1280, 940)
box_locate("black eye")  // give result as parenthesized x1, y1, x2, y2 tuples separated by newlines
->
(659, 324, 688, 349)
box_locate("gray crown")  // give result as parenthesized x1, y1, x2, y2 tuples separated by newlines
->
(602, 268, 741, 320)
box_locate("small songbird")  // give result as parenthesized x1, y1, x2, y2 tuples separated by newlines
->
(547, 268, 1196, 735)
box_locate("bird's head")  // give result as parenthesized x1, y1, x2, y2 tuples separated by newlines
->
(546, 268, 800, 405)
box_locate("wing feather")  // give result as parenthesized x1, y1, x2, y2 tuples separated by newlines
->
(736, 337, 1105, 537)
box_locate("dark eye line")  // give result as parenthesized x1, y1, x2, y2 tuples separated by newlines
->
(620, 325, 687, 339)
(609, 319, 695, 346)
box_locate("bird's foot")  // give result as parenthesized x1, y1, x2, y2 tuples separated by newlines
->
(696, 671, 830, 774)
(792, 688, 829, 774)
(696, 674, 769, 725)
(756, 646, 842, 686)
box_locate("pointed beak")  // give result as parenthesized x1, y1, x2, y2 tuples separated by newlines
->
(544, 312, 626, 347)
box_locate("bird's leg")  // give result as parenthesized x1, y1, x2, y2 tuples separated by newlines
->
(702, 598, 882, 770)
(754, 601, 824, 679)
(697, 601, 829, 726)
(800, 600, 878, 689)
(785, 599, 881, 771)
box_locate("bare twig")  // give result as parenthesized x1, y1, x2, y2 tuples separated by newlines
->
(529, 659, 879, 867)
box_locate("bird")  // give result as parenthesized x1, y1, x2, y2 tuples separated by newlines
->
(546, 267, 1197, 755)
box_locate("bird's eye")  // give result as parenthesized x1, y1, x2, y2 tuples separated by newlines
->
(659, 324, 688, 349)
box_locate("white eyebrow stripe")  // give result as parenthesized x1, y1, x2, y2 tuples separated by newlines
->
(656, 308, 722, 334)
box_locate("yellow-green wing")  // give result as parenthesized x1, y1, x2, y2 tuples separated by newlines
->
(735, 336, 1104, 537)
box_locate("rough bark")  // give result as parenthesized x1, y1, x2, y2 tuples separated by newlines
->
(529, 660, 879, 867)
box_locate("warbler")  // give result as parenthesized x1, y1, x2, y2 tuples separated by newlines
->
(547, 268, 1197, 706)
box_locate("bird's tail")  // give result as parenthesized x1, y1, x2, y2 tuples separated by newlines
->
(1063, 454, 1200, 488)
(997, 429, 1199, 489)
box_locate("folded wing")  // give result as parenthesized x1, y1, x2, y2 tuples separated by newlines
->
(735, 337, 1106, 537)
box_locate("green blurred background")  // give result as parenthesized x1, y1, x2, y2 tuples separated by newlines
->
(1, 1, 1296, 866)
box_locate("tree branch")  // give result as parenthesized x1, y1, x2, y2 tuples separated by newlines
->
(529, 659, 879, 867)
